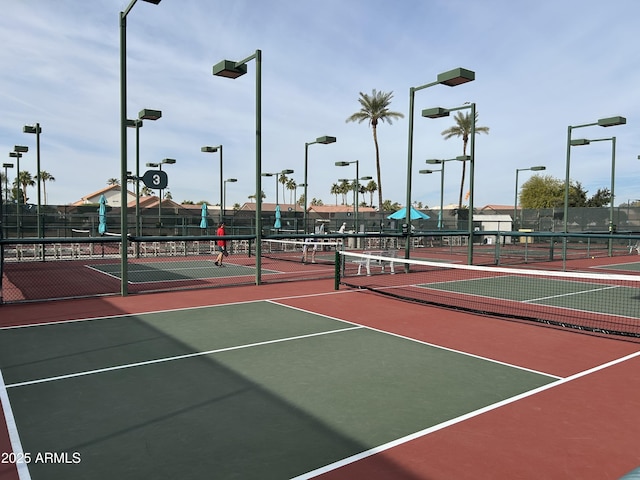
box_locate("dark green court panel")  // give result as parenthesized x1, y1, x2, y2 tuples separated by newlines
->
(598, 261, 640, 273)
(420, 275, 640, 319)
(88, 260, 276, 283)
(1, 302, 557, 480)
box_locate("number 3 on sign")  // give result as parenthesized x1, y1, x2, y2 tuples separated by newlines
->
(142, 170, 168, 190)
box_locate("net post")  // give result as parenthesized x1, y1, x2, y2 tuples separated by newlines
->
(334, 249, 341, 290)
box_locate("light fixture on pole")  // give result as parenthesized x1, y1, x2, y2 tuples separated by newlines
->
(127, 108, 162, 240)
(261, 169, 294, 232)
(213, 49, 262, 284)
(146, 158, 175, 229)
(11, 146, 29, 238)
(423, 102, 477, 264)
(335, 161, 362, 232)
(304, 136, 336, 233)
(119, 0, 163, 295)
(563, 116, 625, 266)
(571, 136, 617, 255)
(405, 68, 475, 261)
(223, 178, 237, 218)
(424, 157, 461, 230)
(201, 145, 224, 222)
(23, 124, 43, 237)
(513, 165, 546, 230)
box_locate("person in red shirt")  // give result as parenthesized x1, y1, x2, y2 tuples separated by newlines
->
(215, 222, 227, 266)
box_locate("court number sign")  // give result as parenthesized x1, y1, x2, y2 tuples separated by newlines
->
(142, 170, 168, 190)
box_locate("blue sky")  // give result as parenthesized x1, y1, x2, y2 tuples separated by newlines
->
(1, 0, 639, 209)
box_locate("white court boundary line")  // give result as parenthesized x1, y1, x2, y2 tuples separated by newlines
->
(292, 348, 640, 480)
(0, 289, 353, 331)
(4, 325, 363, 389)
(0, 370, 31, 480)
(269, 301, 562, 379)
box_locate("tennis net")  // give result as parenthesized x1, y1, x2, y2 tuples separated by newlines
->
(259, 238, 342, 265)
(336, 250, 640, 340)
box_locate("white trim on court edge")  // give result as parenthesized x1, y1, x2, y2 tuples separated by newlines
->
(5, 325, 363, 389)
(0, 369, 32, 480)
(291, 348, 640, 480)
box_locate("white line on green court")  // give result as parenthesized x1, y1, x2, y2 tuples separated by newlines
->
(524, 284, 620, 303)
(4, 325, 364, 389)
(0, 291, 353, 331)
(292, 348, 640, 480)
(269, 300, 563, 380)
(0, 369, 32, 479)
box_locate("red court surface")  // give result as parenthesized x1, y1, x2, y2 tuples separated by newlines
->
(1, 279, 639, 479)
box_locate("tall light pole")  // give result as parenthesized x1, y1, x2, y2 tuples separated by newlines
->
(11, 146, 28, 238)
(213, 49, 262, 284)
(304, 136, 336, 233)
(571, 136, 617, 255)
(563, 116, 625, 266)
(419, 168, 443, 228)
(147, 158, 175, 230)
(405, 68, 475, 260)
(424, 157, 462, 229)
(339, 175, 372, 233)
(335, 161, 362, 232)
(128, 108, 162, 239)
(514, 165, 546, 230)
(2, 162, 13, 240)
(23, 124, 42, 237)
(201, 145, 223, 222)
(223, 178, 237, 219)
(119, 0, 162, 295)
(423, 103, 477, 264)
(261, 169, 294, 207)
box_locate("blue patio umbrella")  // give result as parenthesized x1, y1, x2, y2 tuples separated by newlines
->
(274, 204, 282, 229)
(98, 194, 107, 235)
(200, 203, 208, 229)
(387, 207, 430, 220)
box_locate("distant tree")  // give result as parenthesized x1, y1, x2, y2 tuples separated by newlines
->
(586, 188, 611, 207)
(440, 111, 490, 209)
(36, 170, 55, 204)
(520, 175, 607, 209)
(382, 199, 401, 212)
(233, 203, 240, 210)
(107, 178, 119, 186)
(141, 186, 153, 196)
(182, 200, 195, 205)
(285, 178, 296, 203)
(16, 171, 35, 203)
(330, 183, 340, 205)
(365, 180, 378, 207)
(346, 89, 404, 210)
(310, 198, 324, 206)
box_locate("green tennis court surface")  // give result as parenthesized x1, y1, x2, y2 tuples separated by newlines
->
(0, 302, 557, 480)
(419, 275, 640, 318)
(597, 261, 640, 273)
(88, 260, 276, 283)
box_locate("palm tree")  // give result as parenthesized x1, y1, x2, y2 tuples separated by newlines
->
(36, 170, 55, 204)
(17, 171, 35, 203)
(346, 89, 404, 211)
(365, 180, 377, 207)
(278, 173, 289, 202)
(330, 183, 340, 205)
(285, 178, 296, 203)
(107, 178, 119, 186)
(440, 111, 489, 209)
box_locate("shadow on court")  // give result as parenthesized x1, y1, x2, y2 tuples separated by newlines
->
(0, 302, 554, 479)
